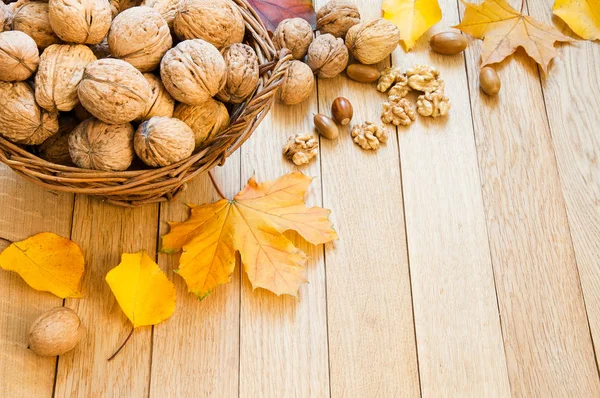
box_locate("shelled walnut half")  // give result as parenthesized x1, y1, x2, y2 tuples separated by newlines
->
(416, 86, 451, 118)
(382, 96, 416, 126)
(283, 134, 319, 165)
(351, 122, 388, 151)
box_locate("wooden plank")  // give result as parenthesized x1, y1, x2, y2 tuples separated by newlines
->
(0, 166, 74, 397)
(462, 0, 600, 394)
(238, 98, 330, 395)
(527, 0, 600, 367)
(314, 1, 420, 396)
(392, 1, 511, 395)
(149, 159, 241, 397)
(54, 197, 159, 397)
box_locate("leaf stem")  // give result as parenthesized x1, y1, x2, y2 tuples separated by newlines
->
(108, 327, 134, 361)
(208, 170, 227, 200)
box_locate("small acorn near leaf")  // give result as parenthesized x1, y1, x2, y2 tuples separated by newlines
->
(27, 307, 84, 357)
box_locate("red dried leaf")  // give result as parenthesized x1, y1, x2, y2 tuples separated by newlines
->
(247, 0, 316, 32)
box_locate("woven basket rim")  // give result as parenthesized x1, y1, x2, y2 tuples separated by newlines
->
(0, 0, 292, 207)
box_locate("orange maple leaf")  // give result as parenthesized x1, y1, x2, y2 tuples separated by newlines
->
(162, 172, 337, 299)
(455, 0, 573, 73)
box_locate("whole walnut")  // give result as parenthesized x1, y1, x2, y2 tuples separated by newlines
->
(136, 73, 175, 121)
(141, 0, 184, 28)
(216, 43, 258, 104)
(160, 39, 226, 105)
(1, 2, 13, 31)
(108, 6, 172, 72)
(0, 31, 39, 81)
(109, 0, 142, 17)
(12, 2, 61, 49)
(48, 0, 112, 45)
(307, 33, 349, 79)
(78, 58, 151, 124)
(35, 44, 97, 112)
(273, 18, 313, 60)
(173, 99, 229, 149)
(346, 19, 401, 65)
(174, 0, 244, 50)
(276, 60, 314, 105)
(0, 81, 59, 145)
(134, 117, 195, 167)
(316, 0, 360, 38)
(38, 114, 78, 165)
(69, 118, 135, 171)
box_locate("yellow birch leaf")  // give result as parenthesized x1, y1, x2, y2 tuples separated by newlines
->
(383, 0, 443, 51)
(105, 252, 176, 328)
(455, 0, 573, 73)
(0, 232, 84, 298)
(553, 0, 600, 40)
(162, 172, 338, 299)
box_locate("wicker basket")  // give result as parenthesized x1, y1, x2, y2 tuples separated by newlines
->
(0, 0, 292, 207)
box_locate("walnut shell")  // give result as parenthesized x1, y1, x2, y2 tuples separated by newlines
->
(141, 0, 183, 28)
(48, 0, 112, 45)
(78, 58, 151, 124)
(174, 0, 244, 50)
(35, 44, 97, 112)
(108, 6, 172, 72)
(0, 2, 13, 31)
(136, 73, 174, 121)
(27, 307, 83, 357)
(12, 2, 61, 49)
(109, 0, 142, 17)
(0, 31, 39, 81)
(307, 33, 349, 79)
(160, 39, 226, 105)
(69, 118, 134, 170)
(173, 99, 229, 149)
(134, 116, 195, 167)
(316, 0, 360, 38)
(345, 19, 401, 65)
(216, 43, 258, 104)
(0, 81, 59, 145)
(38, 114, 78, 165)
(273, 18, 313, 60)
(90, 36, 111, 59)
(276, 59, 314, 105)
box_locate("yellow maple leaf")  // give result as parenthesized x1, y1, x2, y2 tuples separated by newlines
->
(162, 172, 338, 299)
(383, 0, 442, 51)
(455, 0, 573, 73)
(553, 0, 600, 40)
(0, 232, 84, 298)
(105, 252, 176, 328)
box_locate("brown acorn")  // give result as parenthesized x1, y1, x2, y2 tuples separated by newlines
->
(331, 97, 354, 126)
(314, 114, 339, 140)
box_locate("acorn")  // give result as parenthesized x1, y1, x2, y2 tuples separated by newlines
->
(479, 67, 501, 96)
(314, 114, 339, 140)
(429, 32, 468, 55)
(27, 307, 84, 357)
(331, 97, 354, 126)
(346, 64, 380, 83)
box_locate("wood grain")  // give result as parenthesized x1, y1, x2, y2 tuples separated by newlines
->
(149, 158, 241, 397)
(392, 0, 511, 394)
(54, 197, 159, 397)
(238, 95, 330, 397)
(314, 1, 420, 396)
(0, 166, 74, 397)
(463, 0, 600, 394)
(527, 0, 600, 367)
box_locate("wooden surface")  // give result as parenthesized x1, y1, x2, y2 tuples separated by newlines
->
(1, 0, 600, 396)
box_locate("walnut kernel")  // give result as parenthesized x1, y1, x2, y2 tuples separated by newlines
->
(307, 33, 349, 79)
(351, 122, 388, 151)
(416, 89, 450, 118)
(382, 96, 416, 126)
(406, 64, 441, 92)
(316, 0, 360, 38)
(273, 18, 313, 60)
(283, 134, 319, 166)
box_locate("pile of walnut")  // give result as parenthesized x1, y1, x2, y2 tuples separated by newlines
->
(378, 64, 451, 126)
(0, 0, 258, 171)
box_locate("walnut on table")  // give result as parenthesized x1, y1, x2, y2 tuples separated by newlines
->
(351, 122, 388, 151)
(382, 96, 416, 126)
(406, 64, 442, 93)
(283, 134, 319, 165)
(416, 88, 451, 118)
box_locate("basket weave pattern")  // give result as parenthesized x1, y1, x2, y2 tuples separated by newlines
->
(0, 0, 292, 207)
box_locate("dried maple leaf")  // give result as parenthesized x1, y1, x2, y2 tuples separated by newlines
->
(105, 252, 176, 328)
(383, 0, 443, 51)
(0, 232, 84, 298)
(247, 0, 316, 32)
(455, 0, 574, 73)
(162, 172, 337, 299)
(553, 0, 600, 40)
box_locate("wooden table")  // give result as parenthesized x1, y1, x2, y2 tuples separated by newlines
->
(2, 0, 600, 396)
